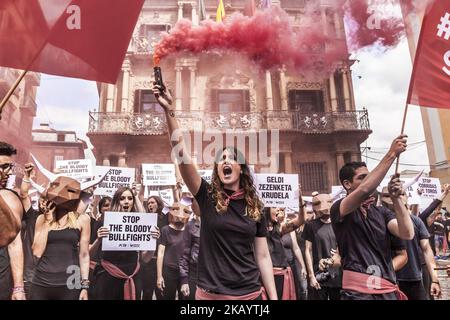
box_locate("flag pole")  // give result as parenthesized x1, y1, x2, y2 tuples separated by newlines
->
(395, 103, 409, 174)
(0, 70, 28, 120)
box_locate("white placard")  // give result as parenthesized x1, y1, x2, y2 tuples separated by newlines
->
(255, 173, 299, 209)
(142, 164, 176, 186)
(6, 175, 15, 189)
(94, 166, 135, 197)
(159, 188, 174, 206)
(331, 186, 346, 203)
(198, 170, 213, 184)
(102, 212, 157, 251)
(416, 177, 441, 199)
(55, 159, 93, 180)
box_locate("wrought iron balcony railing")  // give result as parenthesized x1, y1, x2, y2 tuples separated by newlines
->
(88, 110, 370, 135)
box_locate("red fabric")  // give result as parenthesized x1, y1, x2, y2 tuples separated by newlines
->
(89, 261, 97, 270)
(273, 267, 296, 300)
(0, 0, 144, 84)
(223, 189, 245, 206)
(407, 0, 450, 109)
(195, 286, 266, 300)
(100, 258, 140, 300)
(342, 270, 408, 300)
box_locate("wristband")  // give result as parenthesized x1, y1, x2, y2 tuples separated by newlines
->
(13, 286, 25, 293)
(432, 280, 440, 285)
(22, 179, 31, 183)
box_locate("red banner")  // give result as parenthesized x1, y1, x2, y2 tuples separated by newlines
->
(0, 0, 144, 84)
(407, 0, 450, 109)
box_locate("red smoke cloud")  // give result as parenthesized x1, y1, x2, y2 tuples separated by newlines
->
(344, 0, 405, 50)
(155, 1, 415, 72)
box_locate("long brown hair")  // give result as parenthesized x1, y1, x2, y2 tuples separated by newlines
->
(110, 187, 138, 212)
(210, 147, 264, 221)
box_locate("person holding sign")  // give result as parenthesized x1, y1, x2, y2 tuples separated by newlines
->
(91, 187, 160, 300)
(330, 135, 414, 300)
(156, 202, 191, 300)
(265, 207, 306, 300)
(153, 83, 277, 300)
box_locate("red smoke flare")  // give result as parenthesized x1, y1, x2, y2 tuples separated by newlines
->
(155, 2, 415, 73)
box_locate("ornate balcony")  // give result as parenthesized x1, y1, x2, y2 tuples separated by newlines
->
(88, 110, 370, 136)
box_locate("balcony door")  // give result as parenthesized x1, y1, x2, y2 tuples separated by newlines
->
(211, 89, 250, 113)
(288, 90, 324, 113)
(134, 90, 164, 114)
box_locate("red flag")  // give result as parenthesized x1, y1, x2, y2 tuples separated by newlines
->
(407, 0, 450, 109)
(0, 0, 144, 84)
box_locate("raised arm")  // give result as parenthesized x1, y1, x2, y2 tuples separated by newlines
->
(19, 163, 35, 212)
(153, 83, 201, 195)
(387, 175, 414, 240)
(339, 135, 407, 218)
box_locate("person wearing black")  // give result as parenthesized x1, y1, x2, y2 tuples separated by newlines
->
(179, 198, 201, 300)
(30, 183, 91, 300)
(153, 83, 277, 300)
(295, 209, 314, 300)
(141, 195, 168, 300)
(156, 202, 190, 300)
(0, 142, 26, 300)
(303, 193, 342, 300)
(91, 187, 160, 300)
(88, 196, 111, 299)
(330, 135, 414, 300)
(265, 207, 306, 300)
(17, 163, 43, 297)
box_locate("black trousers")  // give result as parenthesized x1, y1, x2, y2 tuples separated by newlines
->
(308, 286, 341, 300)
(398, 280, 428, 300)
(141, 259, 161, 300)
(341, 290, 397, 300)
(29, 284, 80, 300)
(157, 266, 182, 300)
(92, 268, 142, 300)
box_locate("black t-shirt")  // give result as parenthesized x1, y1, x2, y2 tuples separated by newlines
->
(194, 179, 267, 296)
(303, 218, 342, 287)
(331, 198, 397, 284)
(160, 225, 185, 271)
(281, 232, 294, 264)
(21, 207, 40, 283)
(396, 215, 430, 281)
(92, 216, 138, 275)
(267, 225, 288, 268)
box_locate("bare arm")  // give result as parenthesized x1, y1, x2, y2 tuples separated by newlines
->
(0, 190, 23, 247)
(290, 232, 306, 278)
(8, 232, 25, 300)
(339, 135, 407, 219)
(304, 240, 320, 289)
(156, 244, 166, 291)
(387, 175, 414, 240)
(420, 238, 442, 298)
(19, 163, 35, 212)
(254, 237, 277, 300)
(392, 249, 408, 272)
(78, 214, 90, 300)
(153, 84, 201, 196)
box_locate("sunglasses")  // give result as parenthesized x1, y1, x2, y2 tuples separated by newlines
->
(0, 163, 14, 171)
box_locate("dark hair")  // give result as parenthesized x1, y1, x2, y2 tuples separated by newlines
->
(339, 162, 367, 187)
(0, 142, 16, 156)
(146, 195, 164, 214)
(98, 196, 112, 214)
(110, 187, 138, 212)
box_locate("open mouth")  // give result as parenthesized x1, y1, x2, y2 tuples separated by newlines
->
(123, 205, 130, 211)
(223, 165, 233, 178)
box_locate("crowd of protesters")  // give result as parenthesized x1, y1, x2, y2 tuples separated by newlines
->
(0, 81, 449, 300)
